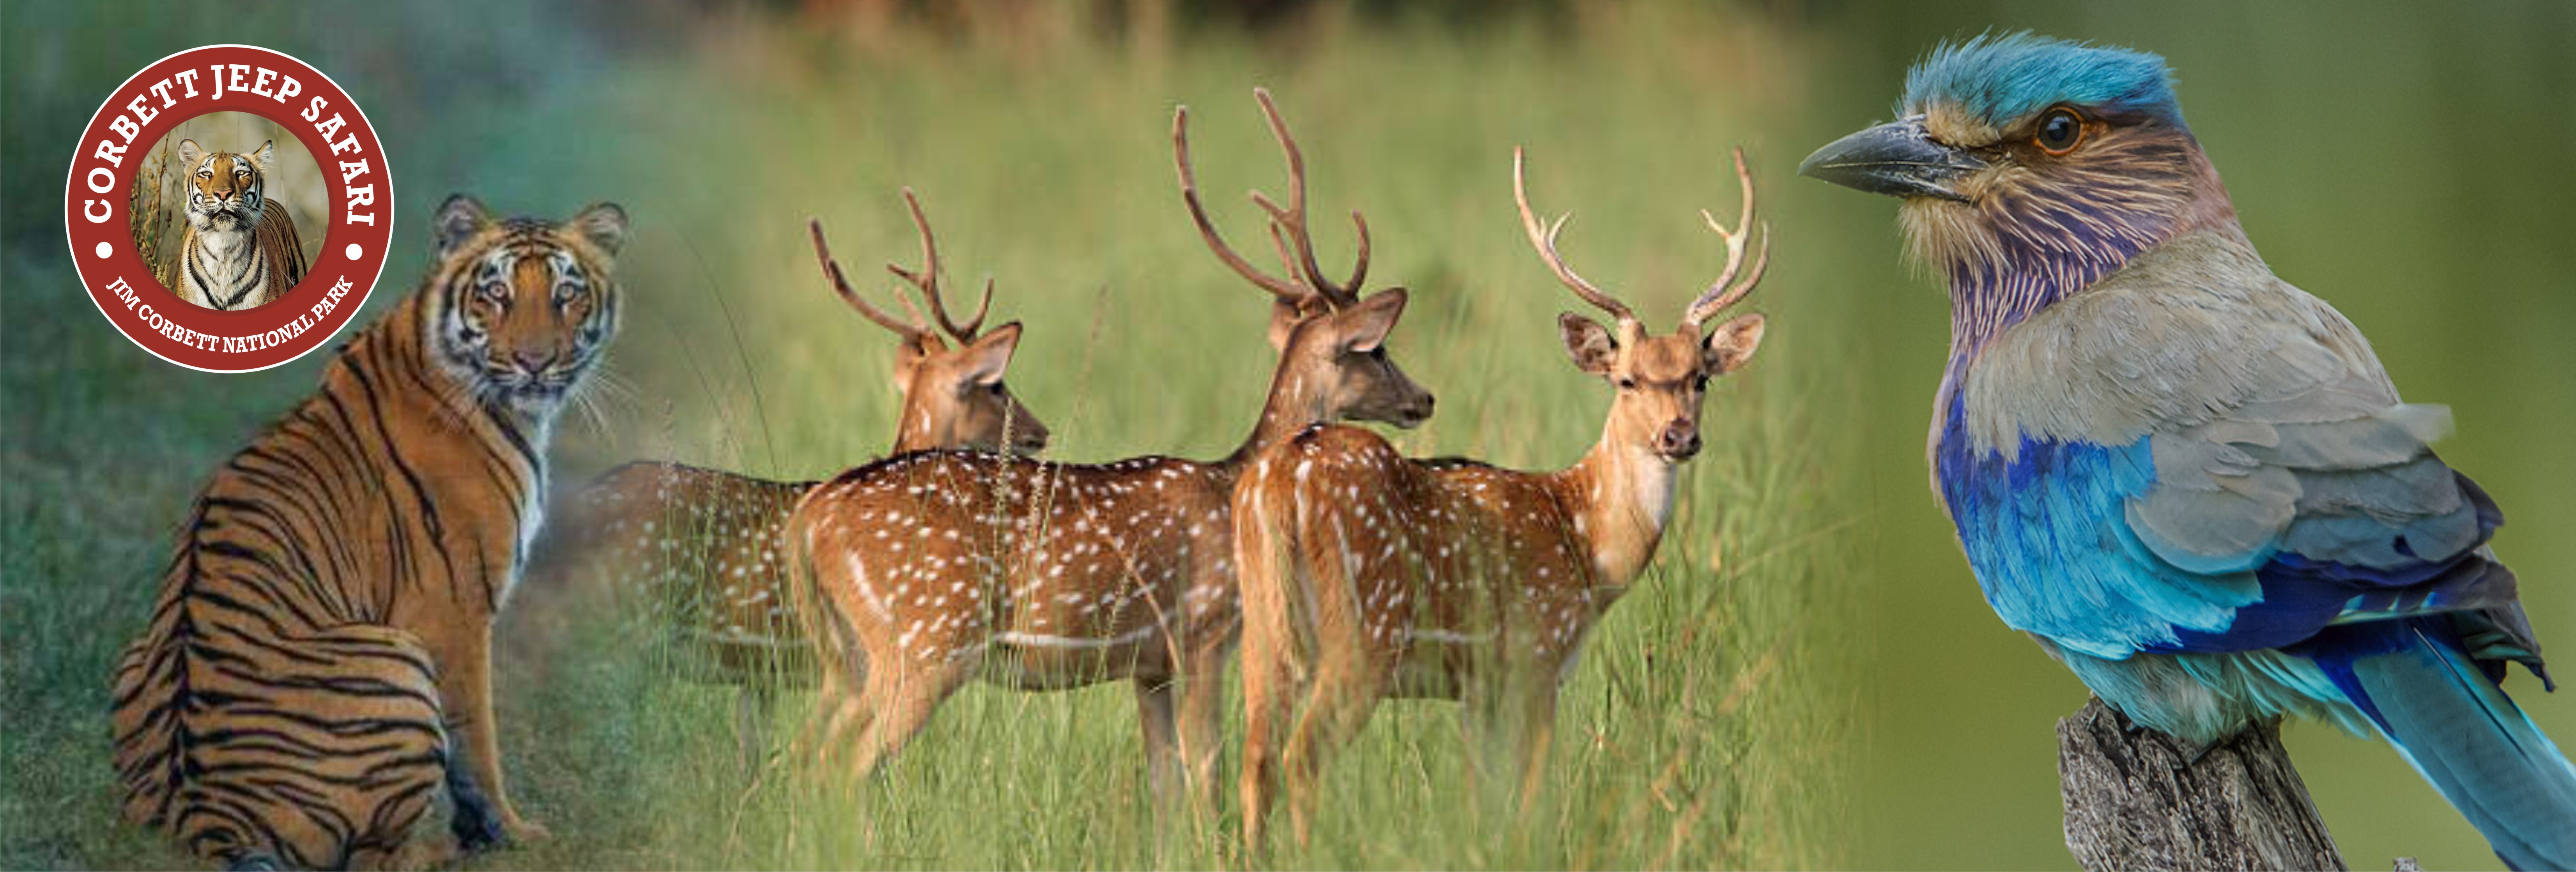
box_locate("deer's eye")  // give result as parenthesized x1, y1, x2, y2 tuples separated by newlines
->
(1616, 376, 1637, 390)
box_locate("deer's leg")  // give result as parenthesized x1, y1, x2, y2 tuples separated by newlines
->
(1510, 681, 1560, 813)
(1278, 644, 1388, 848)
(842, 654, 969, 780)
(796, 631, 875, 768)
(1173, 630, 1233, 816)
(805, 681, 866, 768)
(796, 559, 877, 767)
(1237, 621, 1299, 849)
(734, 683, 777, 773)
(1134, 677, 1181, 800)
(1459, 644, 1563, 817)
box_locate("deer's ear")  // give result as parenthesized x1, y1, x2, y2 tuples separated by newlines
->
(955, 322, 1023, 387)
(1265, 299, 1304, 352)
(176, 139, 205, 168)
(890, 334, 937, 393)
(1559, 312, 1617, 376)
(1336, 288, 1408, 354)
(1702, 312, 1766, 374)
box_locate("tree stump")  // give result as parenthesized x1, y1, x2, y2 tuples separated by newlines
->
(2057, 696, 2346, 871)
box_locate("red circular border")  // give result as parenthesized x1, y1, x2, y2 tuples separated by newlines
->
(64, 44, 392, 373)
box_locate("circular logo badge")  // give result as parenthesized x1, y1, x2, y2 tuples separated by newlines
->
(64, 44, 391, 373)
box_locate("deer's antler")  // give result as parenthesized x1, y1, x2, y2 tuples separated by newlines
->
(886, 187, 993, 343)
(1684, 148, 1768, 331)
(1513, 148, 1637, 325)
(811, 217, 931, 342)
(1175, 88, 1375, 308)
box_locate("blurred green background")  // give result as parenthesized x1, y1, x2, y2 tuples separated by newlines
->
(5, 0, 2572, 869)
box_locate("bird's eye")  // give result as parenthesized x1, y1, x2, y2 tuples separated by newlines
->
(2035, 108, 2085, 155)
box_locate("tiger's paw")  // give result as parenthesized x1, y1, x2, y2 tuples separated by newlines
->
(502, 818, 552, 847)
(353, 834, 460, 872)
(451, 808, 505, 854)
(448, 790, 506, 853)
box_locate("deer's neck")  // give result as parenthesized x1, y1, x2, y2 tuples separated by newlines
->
(1553, 434, 1677, 589)
(890, 407, 940, 456)
(1221, 360, 1327, 471)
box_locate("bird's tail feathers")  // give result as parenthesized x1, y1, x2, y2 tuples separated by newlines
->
(2328, 618, 2576, 870)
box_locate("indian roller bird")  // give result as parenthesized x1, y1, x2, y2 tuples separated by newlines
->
(1800, 33, 2575, 868)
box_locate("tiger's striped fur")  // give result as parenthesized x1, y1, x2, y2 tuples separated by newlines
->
(110, 195, 626, 870)
(165, 139, 308, 311)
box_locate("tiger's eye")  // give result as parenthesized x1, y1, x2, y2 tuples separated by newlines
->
(2036, 109, 2084, 154)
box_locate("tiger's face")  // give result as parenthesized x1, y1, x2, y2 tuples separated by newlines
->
(175, 139, 272, 232)
(424, 195, 627, 420)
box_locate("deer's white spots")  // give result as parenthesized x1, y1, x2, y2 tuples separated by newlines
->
(998, 626, 1155, 649)
(846, 552, 892, 619)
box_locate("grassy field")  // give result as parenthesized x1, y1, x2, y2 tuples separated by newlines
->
(4, 3, 1859, 868)
(26, 2, 2558, 868)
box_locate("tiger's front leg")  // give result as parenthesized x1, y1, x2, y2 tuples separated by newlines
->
(430, 620, 550, 848)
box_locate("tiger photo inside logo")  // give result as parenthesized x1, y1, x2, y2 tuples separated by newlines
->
(128, 111, 327, 311)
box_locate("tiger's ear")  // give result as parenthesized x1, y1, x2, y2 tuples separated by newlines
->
(175, 139, 204, 167)
(569, 202, 628, 255)
(434, 195, 492, 260)
(249, 140, 277, 172)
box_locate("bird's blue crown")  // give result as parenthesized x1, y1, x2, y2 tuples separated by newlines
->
(1901, 32, 2183, 130)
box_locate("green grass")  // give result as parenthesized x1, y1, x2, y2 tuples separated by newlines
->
(4, 3, 1858, 868)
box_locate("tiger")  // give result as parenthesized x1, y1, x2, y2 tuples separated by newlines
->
(165, 139, 308, 311)
(109, 194, 626, 870)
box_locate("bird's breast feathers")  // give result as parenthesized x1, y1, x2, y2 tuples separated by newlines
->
(1933, 228, 2500, 659)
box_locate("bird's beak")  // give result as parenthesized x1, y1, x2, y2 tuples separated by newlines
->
(1798, 115, 1986, 202)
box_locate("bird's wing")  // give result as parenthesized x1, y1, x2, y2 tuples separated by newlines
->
(1949, 235, 2526, 665)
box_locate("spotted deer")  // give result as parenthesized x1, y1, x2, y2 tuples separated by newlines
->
(1231, 148, 1771, 845)
(541, 190, 1048, 766)
(788, 88, 1434, 801)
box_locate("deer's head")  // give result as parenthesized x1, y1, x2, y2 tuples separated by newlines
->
(810, 192, 1050, 456)
(1516, 148, 1769, 463)
(1175, 89, 1435, 431)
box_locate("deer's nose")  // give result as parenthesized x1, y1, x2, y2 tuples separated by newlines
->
(1657, 419, 1701, 460)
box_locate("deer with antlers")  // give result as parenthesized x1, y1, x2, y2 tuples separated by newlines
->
(1230, 148, 1772, 845)
(539, 190, 1048, 766)
(787, 88, 1433, 800)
